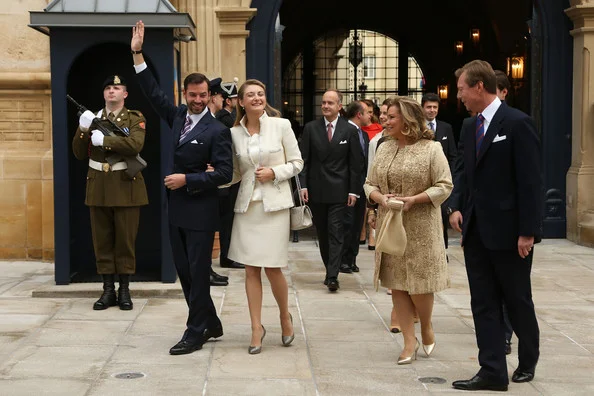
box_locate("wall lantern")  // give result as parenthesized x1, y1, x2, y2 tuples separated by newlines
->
(455, 41, 464, 55)
(471, 29, 480, 45)
(349, 33, 363, 68)
(438, 85, 448, 101)
(507, 56, 525, 80)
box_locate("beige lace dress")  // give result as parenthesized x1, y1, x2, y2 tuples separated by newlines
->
(364, 138, 453, 294)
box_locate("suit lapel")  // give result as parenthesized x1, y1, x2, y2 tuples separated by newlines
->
(177, 111, 212, 147)
(332, 118, 348, 147)
(465, 116, 477, 179)
(315, 118, 332, 160)
(476, 104, 506, 164)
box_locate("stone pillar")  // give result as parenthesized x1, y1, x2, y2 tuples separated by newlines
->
(215, 6, 256, 82)
(566, 0, 594, 247)
(0, 1, 54, 260)
(173, 1, 255, 81)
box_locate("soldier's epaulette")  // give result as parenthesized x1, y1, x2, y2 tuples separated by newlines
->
(127, 109, 144, 118)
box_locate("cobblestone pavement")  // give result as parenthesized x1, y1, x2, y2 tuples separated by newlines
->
(0, 234, 593, 395)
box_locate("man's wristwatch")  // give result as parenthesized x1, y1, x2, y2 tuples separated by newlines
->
(131, 49, 143, 54)
(446, 207, 454, 216)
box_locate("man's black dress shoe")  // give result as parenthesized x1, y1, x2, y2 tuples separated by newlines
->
(169, 339, 204, 355)
(339, 264, 353, 274)
(220, 257, 245, 269)
(200, 326, 224, 343)
(351, 263, 360, 272)
(512, 368, 535, 383)
(327, 279, 339, 292)
(210, 269, 228, 281)
(505, 341, 512, 355)
(452, 375, 508, 391)
(323, 278, 328, 286)
(210, 272, 229, 286)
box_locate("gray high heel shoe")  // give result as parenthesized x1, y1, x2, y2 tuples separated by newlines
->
(248, 325, 266, 355)
(282, 313, 295, 346)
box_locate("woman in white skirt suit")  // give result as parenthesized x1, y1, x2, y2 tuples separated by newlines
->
(227, 79, 303, 354)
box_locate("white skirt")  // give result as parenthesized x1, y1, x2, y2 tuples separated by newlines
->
(228, 201, 290, 268)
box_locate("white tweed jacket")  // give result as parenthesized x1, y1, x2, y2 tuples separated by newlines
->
(231, 112, 304, 213)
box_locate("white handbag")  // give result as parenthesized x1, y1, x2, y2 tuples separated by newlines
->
(290, 175, 313, 231)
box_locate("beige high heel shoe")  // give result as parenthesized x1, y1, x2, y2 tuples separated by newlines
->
(423, 340, 436, 357)
(397, 338, 420, 365)
(422, 325, 436, 356)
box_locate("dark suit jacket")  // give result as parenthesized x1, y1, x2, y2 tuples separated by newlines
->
(433, 120, 456, 171)
(448, 117, 472, 213)
(136, 68, 233, 231)
(299, 117, 363, 203)
(358, 127, 370, 192)
(449, 103, 542, 250)
(215, 109, 235, 129)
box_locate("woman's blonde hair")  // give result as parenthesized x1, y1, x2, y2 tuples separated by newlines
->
(234, 79, 281, 126)
(385, 96, 434, 142)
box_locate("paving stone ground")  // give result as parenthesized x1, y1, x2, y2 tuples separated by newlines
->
(0, 232, 593, 395)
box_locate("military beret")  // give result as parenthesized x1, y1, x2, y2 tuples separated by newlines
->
(209, 77, 224, 96)
(221, 78, 239, 99)
(102, 75, 127, 90)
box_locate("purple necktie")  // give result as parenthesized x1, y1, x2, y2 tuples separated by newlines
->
(475, 114, 485, 157)
(179, 115, 192, 142)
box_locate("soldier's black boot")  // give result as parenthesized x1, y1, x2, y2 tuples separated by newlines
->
(93, 274, 117, 310)
(118, 274, 133, 310)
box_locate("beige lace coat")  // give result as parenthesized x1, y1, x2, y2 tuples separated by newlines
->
(364, 138, 453, 294)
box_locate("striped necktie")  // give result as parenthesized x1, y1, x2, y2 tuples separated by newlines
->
(179, 115, 192, 142)
(475, 114, 485, 157)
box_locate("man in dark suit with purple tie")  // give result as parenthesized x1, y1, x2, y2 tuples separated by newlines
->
(299, 89, 364, 292)
(449, 60, 541, 391)
(131, 21, 233, 355)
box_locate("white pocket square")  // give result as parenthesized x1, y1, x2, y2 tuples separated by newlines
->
(442, 136, 447, 140)
(493, 134, 507, 143)
(339, 140, 347, 144)
(191, 140, 199, 144)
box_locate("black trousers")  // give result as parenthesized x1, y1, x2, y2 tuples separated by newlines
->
(169, 224, 222, 341)
(463, 220, 539, 384)
(218, 183, 239, 260)
(440, 204, 449, 249)
(309, 202, 346, 280)
(341, 193, 366, 266)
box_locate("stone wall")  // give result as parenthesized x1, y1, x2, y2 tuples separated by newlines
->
(0, 1, 53, 260)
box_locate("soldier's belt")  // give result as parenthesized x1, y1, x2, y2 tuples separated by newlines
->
(89, 159, 128, 172)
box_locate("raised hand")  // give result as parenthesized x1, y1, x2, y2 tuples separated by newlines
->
(131, 20, 144, 51)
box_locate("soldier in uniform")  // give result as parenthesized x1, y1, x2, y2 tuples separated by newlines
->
(72, 75, 148, 311)
(215, 79, 239, 128)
